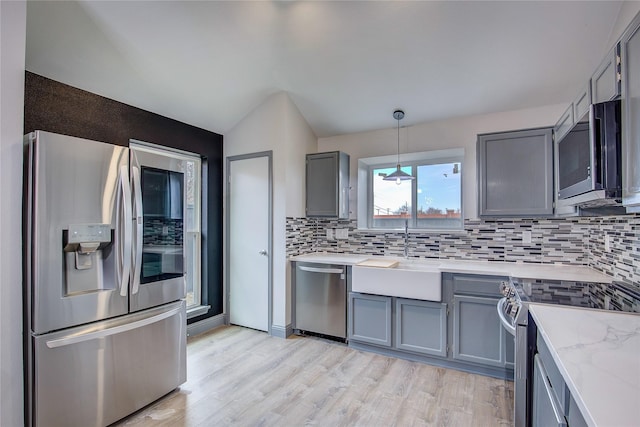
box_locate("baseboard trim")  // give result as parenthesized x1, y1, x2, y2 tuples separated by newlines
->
(187, 314, 226, 337)
(270, 323, 293, 339)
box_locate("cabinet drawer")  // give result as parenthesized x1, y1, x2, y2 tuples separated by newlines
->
(537, 332, 567, 414)
(533, 355, 568, 427)
(451, 274, 506, 297)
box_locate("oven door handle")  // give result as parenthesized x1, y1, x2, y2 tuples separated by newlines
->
(497, 297, 516, 336)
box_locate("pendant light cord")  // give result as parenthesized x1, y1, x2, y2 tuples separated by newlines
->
(397, 116, 400, 166)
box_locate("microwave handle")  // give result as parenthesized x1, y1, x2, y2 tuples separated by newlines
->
(589, 104, 604, 188)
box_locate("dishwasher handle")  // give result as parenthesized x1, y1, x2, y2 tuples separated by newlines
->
(298, 265, 344, 274)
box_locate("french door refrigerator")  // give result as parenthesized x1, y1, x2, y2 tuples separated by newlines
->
(24, 130, 189, 427)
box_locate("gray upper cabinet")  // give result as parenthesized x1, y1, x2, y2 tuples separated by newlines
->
(553, 105, 574, 143)
(621, 14, 640, 212)
(591, 44, 621, 104)
(572, 82, 591, 123)
(478, 128, 554, 217)
(306, 151, 350, 218)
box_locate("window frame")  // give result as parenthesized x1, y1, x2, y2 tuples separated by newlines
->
(360, 150, 464, 231)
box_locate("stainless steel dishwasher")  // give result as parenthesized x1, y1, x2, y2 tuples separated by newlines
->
(294, 262, 347, 339)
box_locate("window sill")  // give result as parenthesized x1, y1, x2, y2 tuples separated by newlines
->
(187, 304, 211, 319)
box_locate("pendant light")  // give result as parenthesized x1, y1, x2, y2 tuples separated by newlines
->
(383, 109, 415, 185)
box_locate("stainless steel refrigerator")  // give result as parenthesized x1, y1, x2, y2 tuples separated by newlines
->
(24, 130, 190, 426)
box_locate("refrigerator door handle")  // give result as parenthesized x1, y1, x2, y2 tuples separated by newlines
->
(45, 305, 183, 348)
(131, 166, 143, 295)
(118, 165, 133, 296)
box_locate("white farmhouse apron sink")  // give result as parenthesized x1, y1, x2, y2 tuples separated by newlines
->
(352, 261, 442, 301)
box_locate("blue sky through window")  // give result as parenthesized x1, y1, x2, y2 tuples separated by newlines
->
(373, 163, 460, 216)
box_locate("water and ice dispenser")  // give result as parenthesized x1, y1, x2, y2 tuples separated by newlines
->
(62, 223, 113, 294)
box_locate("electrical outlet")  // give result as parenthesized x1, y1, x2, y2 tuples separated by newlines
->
(604, 234, 611, 252)
(336, 228, 349, 239)
(326, 228, 334, 240)
(522, 230, 532, 244)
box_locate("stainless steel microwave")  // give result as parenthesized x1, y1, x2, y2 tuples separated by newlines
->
(556, 99, 621, 203)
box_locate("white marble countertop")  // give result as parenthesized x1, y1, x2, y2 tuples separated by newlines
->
(529, 304, 640, 427)
(289, 253, 613, 283)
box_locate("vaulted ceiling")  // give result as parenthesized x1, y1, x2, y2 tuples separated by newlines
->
(25, 1, 625, 138)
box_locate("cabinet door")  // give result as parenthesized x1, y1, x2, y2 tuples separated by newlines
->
(532, 355, 568, 427)
(572, 82, 591, 122)
(348, 292, 392, 347)
(591, 44, 620, 104)
(452, 295, 509, 368)
(478, 128, 554, 217)
(305, 151, 349, 218)
(395, 298, 447, 357)
(553, 105, 574, 143)
(621, 15, 640, 211)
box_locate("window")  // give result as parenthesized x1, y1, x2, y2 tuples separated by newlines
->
(360, 149, 463, 230)
(183, 156, 208, 317)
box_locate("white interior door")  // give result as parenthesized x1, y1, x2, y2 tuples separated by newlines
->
(228, 155, 270, 331)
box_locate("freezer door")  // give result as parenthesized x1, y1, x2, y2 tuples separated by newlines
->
(130, 143, 189, 312)
(26, 131, 130, 334)
(29, 301, 187, 427)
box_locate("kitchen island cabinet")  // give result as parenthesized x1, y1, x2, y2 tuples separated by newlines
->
(528, 304, 639, 427)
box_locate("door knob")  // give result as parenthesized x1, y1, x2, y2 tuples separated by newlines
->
(259, 250, 268, 256)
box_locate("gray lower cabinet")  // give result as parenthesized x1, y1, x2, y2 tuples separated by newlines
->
(452, 295, 513, 369)
(477, 127, 554, 217)
(395, 298, 447, 357)
(532, 355, 567, 427)
(348, 292, 392, 347)
(532, 329, 588, 427)
(349, 274, 514, 379)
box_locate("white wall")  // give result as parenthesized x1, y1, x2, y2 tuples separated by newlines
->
(607, 1, 640, 48)
(318, 103, 567, 219)
(225, 92, 315, 329)
(0, 1, 26, 426)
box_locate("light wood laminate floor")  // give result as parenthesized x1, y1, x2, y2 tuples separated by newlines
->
(115, 326, 513, 426)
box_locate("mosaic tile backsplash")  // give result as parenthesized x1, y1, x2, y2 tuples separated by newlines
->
(286, 215, 640, 290)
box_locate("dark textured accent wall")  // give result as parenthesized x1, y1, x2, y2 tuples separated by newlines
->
(24, 71, 224, 321)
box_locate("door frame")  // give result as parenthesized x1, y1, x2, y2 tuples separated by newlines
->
(225, 151, 273, 334)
